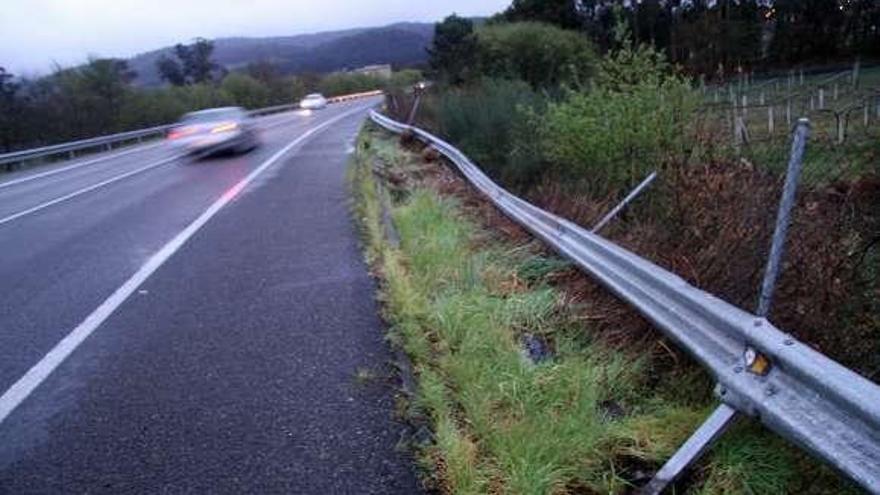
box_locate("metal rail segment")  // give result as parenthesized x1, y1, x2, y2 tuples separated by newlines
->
(369, 110, 880, 493)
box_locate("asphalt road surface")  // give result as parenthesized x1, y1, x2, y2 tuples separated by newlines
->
(0, 99, 422, 493)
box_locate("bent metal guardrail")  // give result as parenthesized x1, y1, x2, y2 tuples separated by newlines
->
(369, 110, 880, 493)
(0, 90, 385, 168)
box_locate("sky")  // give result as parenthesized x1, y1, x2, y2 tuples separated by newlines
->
(1, 0, 510, 76)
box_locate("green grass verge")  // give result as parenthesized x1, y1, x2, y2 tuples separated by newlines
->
(349, 124, 859, 494)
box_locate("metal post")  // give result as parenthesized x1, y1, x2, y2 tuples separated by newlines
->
(644, 121, 811, 495)
(836, 114, 846, 145)
(406, 82, 427, 126)
(757, 119, 810, 316)
(641, 404, 739, 495)
(786, 99, 792, 126)
(819, 88, 825, 109)
(592, 172, 658, 234)
(768, 106, 775, 135)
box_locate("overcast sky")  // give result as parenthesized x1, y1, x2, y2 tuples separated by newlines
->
(1, 0, 510, 76)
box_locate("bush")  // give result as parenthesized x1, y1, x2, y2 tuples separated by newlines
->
(540, 43, 697, 195)
(476, 22, 596, 90)
(220, 73, 271, 109)
(428, 78, 546, 188)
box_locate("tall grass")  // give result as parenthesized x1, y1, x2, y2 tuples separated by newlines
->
(351, 126, 861, 494)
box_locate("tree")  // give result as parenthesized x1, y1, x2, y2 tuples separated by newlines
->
(476, 22, 597, 90)
(156, 38, 219, 86)
(497, 0, 584, 30)
(220, 73, 270, 108)
(428, 14, 478, 85)
(183, 38, 218, 84)
(0, 67, 21, 152)
(157, 55, 186, 86)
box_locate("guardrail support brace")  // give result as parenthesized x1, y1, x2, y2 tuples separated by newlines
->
(641, 404, 738, 495)
(591, 172, 657, 234)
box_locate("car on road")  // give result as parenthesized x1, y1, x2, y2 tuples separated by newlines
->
(167, 107, 260, 156)
(299, 93, 328, 110)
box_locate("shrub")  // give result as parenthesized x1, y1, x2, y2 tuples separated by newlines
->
(428, 78, 546, 188)
(476, 22, 596, 90)
(540, 43, 697, 195)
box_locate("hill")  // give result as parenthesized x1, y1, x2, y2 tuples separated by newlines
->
(128, 22, 434, 86)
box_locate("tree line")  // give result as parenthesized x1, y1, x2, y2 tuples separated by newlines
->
(496, 0, 880, 78)
(0, 38, 421, 153)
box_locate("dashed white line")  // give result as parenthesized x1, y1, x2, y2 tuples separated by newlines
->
(0, 103, 372, 425)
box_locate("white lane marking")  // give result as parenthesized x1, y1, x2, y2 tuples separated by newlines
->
(0, 143, 164, 191)
(0, 103, 372, 425)
(0, 154, 183, 227)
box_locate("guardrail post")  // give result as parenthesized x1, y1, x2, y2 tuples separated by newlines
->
(836, 113, 846, 144)
(768, 106, 775, 135)
(819, 88, 825, 109)
(644, 121, 811, 495)
(757, 118, 810, 315)
(406, 82, 427, 126)
(833, 82, 839, 101)
(799, 69, 804, 85)
(760, 92, 765, 105)
(786, 99, 792, 126)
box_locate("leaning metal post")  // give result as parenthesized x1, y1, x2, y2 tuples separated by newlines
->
(406, 82, 427, 126)
(756, 118, 810, 316)
(591, 172, 658, 234)
(642, 119, 811, 495)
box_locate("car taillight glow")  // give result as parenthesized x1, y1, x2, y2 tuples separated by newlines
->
(168, 126, 195, 140)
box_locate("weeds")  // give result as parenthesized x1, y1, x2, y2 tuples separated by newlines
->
(349, 126, 857, 493)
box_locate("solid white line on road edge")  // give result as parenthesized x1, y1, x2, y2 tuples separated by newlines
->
(0, 142, 164, 191)
(0, 154, 183, 227)
(0, 103, 372, 425)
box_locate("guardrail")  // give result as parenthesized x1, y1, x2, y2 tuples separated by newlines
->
(0, 90, 384, 169)
(369, 110, 880, 494)
(0, 125, 174, 167)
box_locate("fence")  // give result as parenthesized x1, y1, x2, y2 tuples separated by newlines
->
(369, 110, 880, 494)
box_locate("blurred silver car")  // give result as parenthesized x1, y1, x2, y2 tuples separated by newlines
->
(299, 93, 328, 110)
(167, 107, 259, 156)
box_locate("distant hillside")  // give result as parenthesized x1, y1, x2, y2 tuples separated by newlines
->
(129, 22, 434, 86)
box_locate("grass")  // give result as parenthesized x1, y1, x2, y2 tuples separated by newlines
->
(349, 124, 858, 494)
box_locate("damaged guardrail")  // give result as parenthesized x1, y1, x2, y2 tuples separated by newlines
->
(369, 109, 880, 494)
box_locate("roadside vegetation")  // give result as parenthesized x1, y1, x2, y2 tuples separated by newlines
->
(383, 4, 879, 383)
(351, 126, 859, 494)
(0, 38, 422, 155)
(370, 1, 878, 492)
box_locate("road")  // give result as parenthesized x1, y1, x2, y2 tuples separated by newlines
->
(0, 99, 422, 493)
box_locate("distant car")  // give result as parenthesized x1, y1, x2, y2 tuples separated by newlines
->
(167, 107, 259, 156)
(300, 93, 328, 110)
